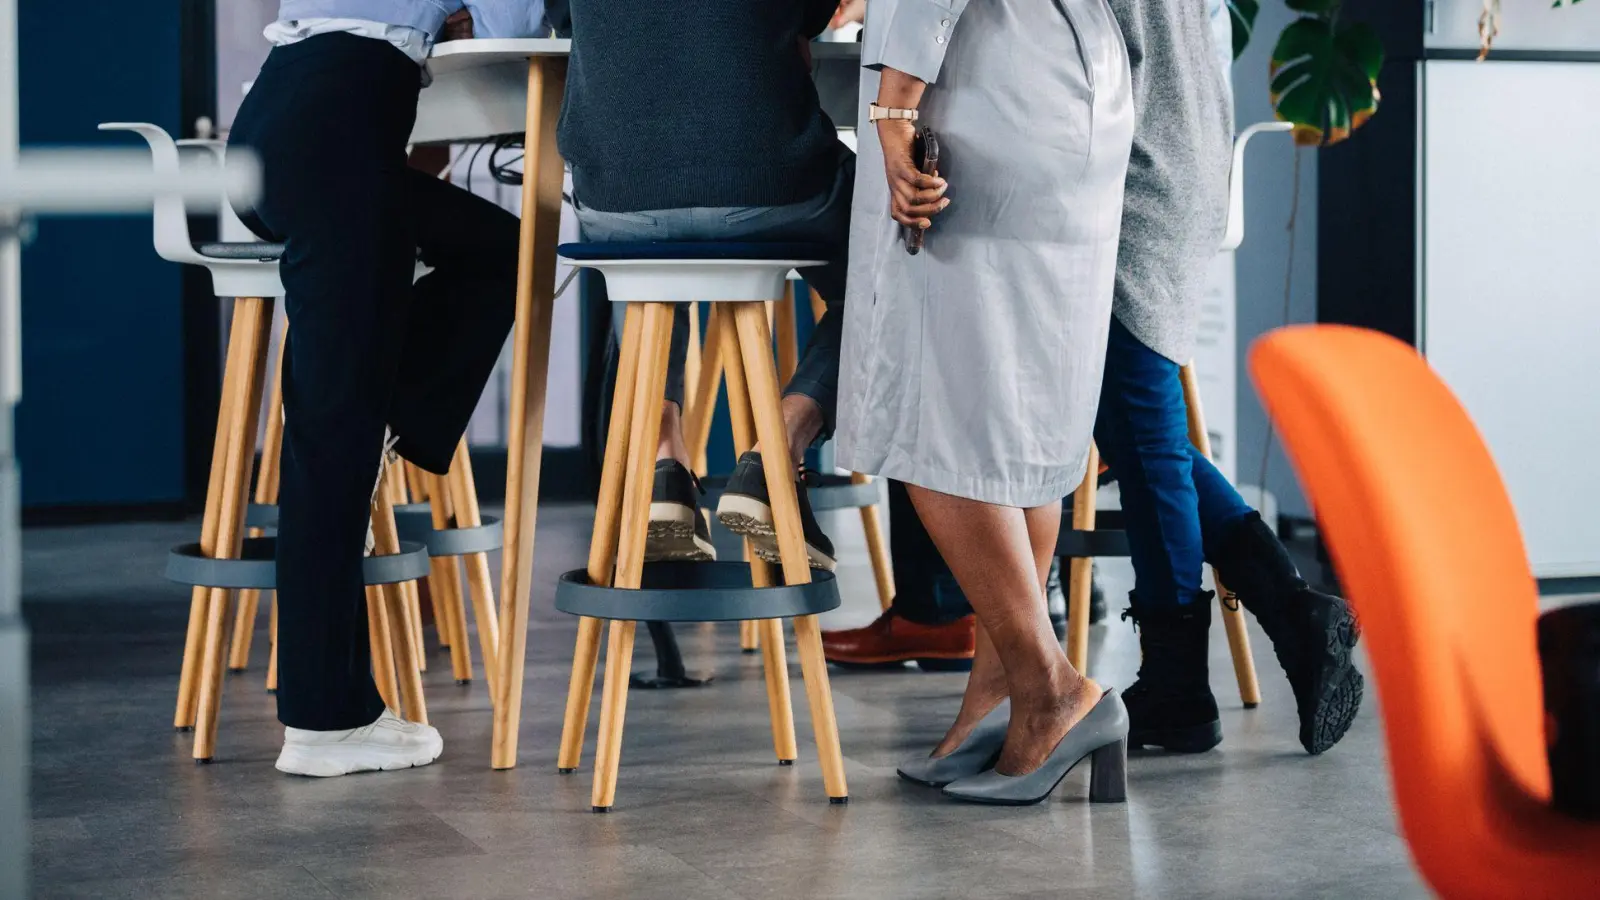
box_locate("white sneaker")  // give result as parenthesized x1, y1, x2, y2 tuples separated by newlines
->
(275, 709, 443, 777)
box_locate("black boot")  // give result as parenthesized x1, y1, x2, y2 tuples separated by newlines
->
(1122, 595, 1223, 753)
(1211, 513, 1364, 755)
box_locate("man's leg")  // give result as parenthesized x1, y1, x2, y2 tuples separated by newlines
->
(821, 479, 979, 669)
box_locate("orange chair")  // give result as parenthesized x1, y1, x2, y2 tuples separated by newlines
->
(1249, 325, 1600, 900)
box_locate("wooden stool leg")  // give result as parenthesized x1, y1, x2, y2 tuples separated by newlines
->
(802, 288, 896, 611)
(720, 314, 797, 762)
(855, 474, 895, 611)
(373, 486, 428, 723)
(1067, 444, 1100, 674)
(448, 440, 500, 699)
(732, 303, 848, 801)
(592, 302, 673, 811)
(424, 471, 473, 683)
(175, 303, 250, 729)
(367, 585, 400, 710)
(683, 303, 702, 430)
(492, 56, 566, 770)
(685, 304, 726, 477)
(194, 297, 275, 761)
(557, 304, 642, 773)
(1180, 363, 1263, 708)
(775, 282, 798, 385)
(388, 465, 430, 673)
(228, 326, 286, 673)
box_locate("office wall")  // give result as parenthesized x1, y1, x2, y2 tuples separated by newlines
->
(1231, 1, 1318, 518)
(17, 0, 188, 508)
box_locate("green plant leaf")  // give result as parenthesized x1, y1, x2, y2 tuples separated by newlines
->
(1226, 0, 1259, 60)
(1270, 18, 1384, 146)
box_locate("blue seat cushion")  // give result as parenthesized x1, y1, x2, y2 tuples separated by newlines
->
(195, 241, 285, 261)
(558, 241, 831, 262)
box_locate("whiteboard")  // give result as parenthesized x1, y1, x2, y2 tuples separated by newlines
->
(1422, 60, 1600, 577)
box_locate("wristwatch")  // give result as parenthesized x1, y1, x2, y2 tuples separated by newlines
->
(868, 103, 919, 123)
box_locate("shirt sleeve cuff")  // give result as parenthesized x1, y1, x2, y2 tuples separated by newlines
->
(861, 0, 963, 85)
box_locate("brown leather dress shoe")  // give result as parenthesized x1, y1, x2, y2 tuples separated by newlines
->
(821, 610, 976, 672)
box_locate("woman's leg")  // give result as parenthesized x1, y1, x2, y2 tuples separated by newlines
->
(928, 500, 1062, 756)
(907, 486, 1101, 774)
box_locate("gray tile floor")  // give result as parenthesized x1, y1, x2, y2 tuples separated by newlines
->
(23, 503, 1428, 899)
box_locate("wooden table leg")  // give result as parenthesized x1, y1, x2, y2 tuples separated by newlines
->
(1067, 444, 1100, 674)
(1180, 362, 1262, 708)
(733, 303, 847, 802)
(720, 309, 797, 763)
(491, 55, 568, 770)
(193, 297, 274, 761)
(557, 304, 641, 773)
(591, 302, 673, 811)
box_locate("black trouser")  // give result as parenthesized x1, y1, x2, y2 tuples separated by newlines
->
(229, 34, 518, 730)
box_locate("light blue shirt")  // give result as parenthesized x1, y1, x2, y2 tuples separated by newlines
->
(275, 1, 547, 44)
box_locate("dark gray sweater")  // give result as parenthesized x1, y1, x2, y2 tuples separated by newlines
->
(558, 0, 842, 212)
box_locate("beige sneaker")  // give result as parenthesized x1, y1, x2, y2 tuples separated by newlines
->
(275, 709, 442, 777)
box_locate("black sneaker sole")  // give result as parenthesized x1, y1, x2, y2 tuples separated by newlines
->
(645, 503, 715, 563)
(716, 495, 836, 571)
(1296, 594, 1365, 755)
(1129, 720, 1223, 754)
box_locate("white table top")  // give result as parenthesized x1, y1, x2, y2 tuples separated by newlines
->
(415, 38, 862, 144)
(426, 36, 861, 72)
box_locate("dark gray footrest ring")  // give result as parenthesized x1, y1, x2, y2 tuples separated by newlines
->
(392, 506, 504, 557)
(554, 561, 840, 622)
(697, 473, 882, 513)
(166, 536, 432, 590)
(246, 503, 278, 530)
(1055, 529, 1131, 559)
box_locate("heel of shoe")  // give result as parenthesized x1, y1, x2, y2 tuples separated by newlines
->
(1088, 738, 1128, 803)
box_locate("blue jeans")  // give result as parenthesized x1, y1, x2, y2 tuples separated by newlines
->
(574, 150, 854, 440)
(1093, 317, 1255, 607)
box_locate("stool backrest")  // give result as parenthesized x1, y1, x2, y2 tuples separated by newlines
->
(1220, 121, 1293, 253)
(177, 138, 255, 243)
(97, 122, 207, 266)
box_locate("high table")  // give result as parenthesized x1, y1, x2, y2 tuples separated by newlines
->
(414, 39, 864, 770)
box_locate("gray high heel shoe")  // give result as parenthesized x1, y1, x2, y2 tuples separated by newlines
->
(896, 700, 1010, 788)
(941, 689, 1129, 806)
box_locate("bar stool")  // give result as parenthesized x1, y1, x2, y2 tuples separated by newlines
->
(552, 242, 850, 812)
(103, 123, 442, 760)
(682, 283, 894, 655)
(1058, 122, 1294, 705)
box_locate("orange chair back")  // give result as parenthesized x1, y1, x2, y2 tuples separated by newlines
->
(1250, 325, 1599, 899)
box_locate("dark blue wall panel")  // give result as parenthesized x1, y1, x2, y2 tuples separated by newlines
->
(17, 1, 188, 507)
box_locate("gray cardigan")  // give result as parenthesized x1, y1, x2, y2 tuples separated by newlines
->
(1107, 0, 1235, 364)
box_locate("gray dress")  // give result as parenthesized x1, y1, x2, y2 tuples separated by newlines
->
(835, 0, 1134, 507)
